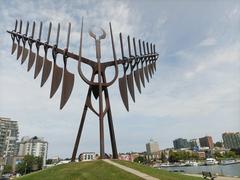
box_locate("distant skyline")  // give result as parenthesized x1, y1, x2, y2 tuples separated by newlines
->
(0, 0, 239, 158)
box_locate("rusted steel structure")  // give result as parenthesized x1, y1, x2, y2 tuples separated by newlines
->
(7, 19, 159, 161)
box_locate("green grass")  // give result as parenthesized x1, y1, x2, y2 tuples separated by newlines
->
(17, 160, 140, 180)
(114, 160, 202, 180)
(17, 160, 202, 180)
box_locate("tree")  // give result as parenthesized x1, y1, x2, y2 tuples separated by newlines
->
(214, 151, 223, 159)
(35, 156, 43, 170)
(168, 150, 196, 162)
(214, 142, 223, 148)
(190, 152, 199, 160)
(16, 161, 27, 175)
(161, 152, 167, 163)
(134, 156, 146, 164)
(169, 150, 178, 162)
(46, 159, 53, 164)
(225, 151, 236, 158)
(2, 165, 12, 174)
(16, 155, 43, 175)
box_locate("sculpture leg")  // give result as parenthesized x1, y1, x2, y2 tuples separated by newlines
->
(99, 116, 105, 159)
(99, 85, 105, 159)
(71, 73, 96, 162)
(102, 72, 118, 159)
(107, 106, 118, 159)
(71, 104, 88, 162)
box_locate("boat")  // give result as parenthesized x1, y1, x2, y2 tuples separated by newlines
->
(185, 161, 199, 166)
(205, 158, 218, 165)
(220, 159, 240, 165)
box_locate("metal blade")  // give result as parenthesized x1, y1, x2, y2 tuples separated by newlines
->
(148, 63, 152, 78)
(150, 62, 154, 73)
(151, 61, 155, 73)
(151, 63, 155, 74)
(126, 73, 135, 102)
(153, 61, 156, 71)
(150, 61, 153, 73)
(17, 45, 23, 60)
(40, 58, 52, 87)
(60, 69, 74, 109)
(11, 42, 17, 54)
(118, 76, 129, 111)
(50, 64, 63, 98)
(144, 66, 149, 82)
(34, 54, 43, 79)
(139, 68, 145, 87)
(27, 50, 36, 71)
(134, 69, 141, 93)
(21, 47, 29, 64)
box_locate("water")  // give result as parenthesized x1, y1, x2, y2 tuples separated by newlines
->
(161, 163, 240, 177)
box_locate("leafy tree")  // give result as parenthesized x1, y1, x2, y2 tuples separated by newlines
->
(35, 156, 43, 170)
(169, 150, 178, 162)
(134, 156, 146, 164)
(46, 159, 53, 164)
(16, 155, 43, 175)
(214, 151, 223, 159)
(214, 142, 223, 148)
(230, 148, 240, 156)
(225, 151, 236, 158)
(168, 150, 198, 162)
(191, 152, 199, 160)
(2, 165, 12, 174)
(161, 152, 167, 163)
(16, 161, 26, 175)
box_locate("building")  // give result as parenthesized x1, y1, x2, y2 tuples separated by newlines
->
(222, 132, 240, 149)
(146, 139, 160, 154)
(79, 152, 96, 161)
(18, 136, 48, 166)
(173, 138, 189, 149)
(189, 139, 199, 150)
(199, 136, 214, 149)
(197, 151, 206, 159)
(51, 156, 61, 164)
(118, 154, 134, 162)
(145, 139, 160, 161)
(0, 117, 19, 165)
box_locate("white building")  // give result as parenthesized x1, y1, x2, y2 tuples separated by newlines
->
(145, 139, 161, 160)
(18, 136, 48, 167)
(79, 152, 96, 161)
(0, 117, 19, 165)
(146, 139, 160, 154)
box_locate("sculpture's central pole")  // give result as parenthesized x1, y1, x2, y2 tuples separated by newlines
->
(89, 29, 107, 159)
(95, 38, 105, 159)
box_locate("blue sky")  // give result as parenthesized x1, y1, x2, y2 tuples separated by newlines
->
(0, 0, 239, 158)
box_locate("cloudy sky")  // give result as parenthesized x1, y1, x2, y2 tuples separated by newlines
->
(0, 0, 239, 158)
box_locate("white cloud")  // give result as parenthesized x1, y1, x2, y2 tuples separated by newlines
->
(198, 37, 216, 47)
(185, 42, 240, 79)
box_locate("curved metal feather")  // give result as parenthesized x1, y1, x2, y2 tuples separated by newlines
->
(60, 22, 74, 109)
(50, 23, 63, 98)
(41, 22, 52, 87)
(20, 21, 29, 64)
(11, 20, 18, 54)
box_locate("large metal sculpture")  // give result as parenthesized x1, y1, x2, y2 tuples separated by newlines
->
(7, 19, 159, 161)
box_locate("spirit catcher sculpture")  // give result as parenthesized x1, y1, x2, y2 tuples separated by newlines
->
(7, 19, 159, 161)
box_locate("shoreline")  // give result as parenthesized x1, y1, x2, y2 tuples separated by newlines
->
(184, 173, 240, 179)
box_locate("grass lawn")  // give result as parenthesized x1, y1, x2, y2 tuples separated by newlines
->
(17, 160, 140, 180)
(114, 160, 202, 180)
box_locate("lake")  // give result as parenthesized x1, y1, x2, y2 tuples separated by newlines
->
(161, 163, 240, 177)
